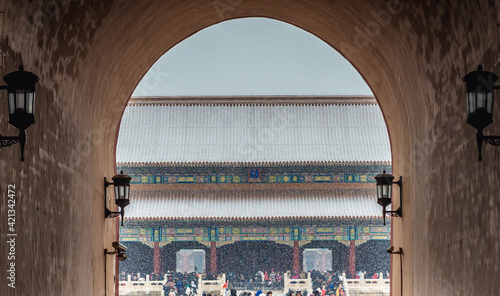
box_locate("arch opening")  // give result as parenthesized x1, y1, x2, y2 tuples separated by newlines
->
(116, 17, 393, 296)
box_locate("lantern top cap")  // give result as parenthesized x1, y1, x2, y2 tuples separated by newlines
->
(3, 64, 39, 90)
(375, 170, 394, 178)
(462, 64, 498, 92)
(375, 170, 395, 185)
(111, 171, 132, 184)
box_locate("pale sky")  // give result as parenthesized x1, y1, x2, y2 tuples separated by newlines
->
(132, 17, 373, 97)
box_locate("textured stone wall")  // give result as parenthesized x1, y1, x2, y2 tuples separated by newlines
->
(0, 0, 498, 295)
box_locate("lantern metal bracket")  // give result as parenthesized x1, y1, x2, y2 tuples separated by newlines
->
(104, 242, 127, 260)
(105, 210, 121, 219)
(104, 248, 118, 256)
(385, 208, 402, 217)
(0, 125, 26, 161)
(382, 176, 402, 225)
(476, 132, 500, 161)
(483, 136, 500, 146)
(475, 111, 500, 161)
(104, 177, 124, 224)
(0, 135, 20, 148)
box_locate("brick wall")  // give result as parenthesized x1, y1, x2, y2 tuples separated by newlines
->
(0, 1, 498, 295)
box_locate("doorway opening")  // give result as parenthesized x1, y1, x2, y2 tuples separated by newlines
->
(116, 17, 391, 296)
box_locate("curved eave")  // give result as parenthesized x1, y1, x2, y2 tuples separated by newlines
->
(124, 215, 383, 221)
(122, 215, 387, 227)
(117, 160, 392, 167)
(128, 95, 379, 106)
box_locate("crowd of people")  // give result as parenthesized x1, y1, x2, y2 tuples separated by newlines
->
(119, 268, 396, 296)
(226, 269, 285, 290)
(120, 271, 200, 295)
(119, 262, 392, 296)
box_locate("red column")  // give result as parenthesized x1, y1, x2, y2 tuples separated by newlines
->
(183, 252, 189, 272)
(210, 241, 217, 273)
(292, 241, 300, 275)
(348, 240, 356, 278)
(321, 251, 327, 271)
(154, 242, 161, 274)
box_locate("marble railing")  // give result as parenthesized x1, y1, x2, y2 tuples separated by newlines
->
(119, 274, 166, 295)
(197, 274, 226, 296)
(341, 273, 390, 296)
(283, 272, 312, 295)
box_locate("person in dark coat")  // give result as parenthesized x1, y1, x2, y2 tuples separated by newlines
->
(177, 279, 184, 295)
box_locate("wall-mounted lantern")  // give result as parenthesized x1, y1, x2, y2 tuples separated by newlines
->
(375, 171, 402, 225)
(387, 246, 403, 296)
(104, 171, 131, 226)
(104, 241, 127, 261)
(462, 64, 500, 161)
(0, 65, 39, 161)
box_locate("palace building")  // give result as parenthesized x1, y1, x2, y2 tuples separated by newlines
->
(116, 96, 392, 278)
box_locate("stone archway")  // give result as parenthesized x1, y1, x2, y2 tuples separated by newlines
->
(1, 1, 499, 296)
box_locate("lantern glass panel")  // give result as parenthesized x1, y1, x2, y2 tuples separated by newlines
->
(380, 184, 392, 199)
(15, 90, 25, 110)
(26, 91, 34, 114)
(487, 92, 494, 114)
(125, 186, 130, 200)
(377, 185, 382, 199)
(119, 185, 125, 199)
(114, 186, 119, 201)
(467, 92, 476, 114)
(8, 92, 15, 114)
(477, 92, 486, 109)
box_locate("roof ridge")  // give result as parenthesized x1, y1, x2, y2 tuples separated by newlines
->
(117, 160, 392, 166)
(127, 95, 378, 106)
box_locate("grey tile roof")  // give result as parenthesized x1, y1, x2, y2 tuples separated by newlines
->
(116, 99, 391, 164)
(125, 188, 382, 219)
